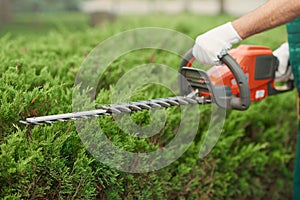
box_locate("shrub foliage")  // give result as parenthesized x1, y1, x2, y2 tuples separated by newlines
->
(0, 13, 296, 199)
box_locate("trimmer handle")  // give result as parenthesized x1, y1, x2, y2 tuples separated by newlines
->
(219, 52, 250, 110)
(179, 48, 250, 110)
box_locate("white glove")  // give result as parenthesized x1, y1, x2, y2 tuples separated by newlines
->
(192, 22, 242, 65)
(273, 42, 293, 82)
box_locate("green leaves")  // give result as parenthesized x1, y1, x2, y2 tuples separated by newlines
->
(0, 12, 296, 199)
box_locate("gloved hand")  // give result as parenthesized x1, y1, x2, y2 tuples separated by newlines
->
(192, 22, 242, 65)
(273, 42, 293, 82)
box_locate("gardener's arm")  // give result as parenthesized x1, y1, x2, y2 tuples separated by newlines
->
(193, 0, 300, 65)
(233, 0, 300, 39)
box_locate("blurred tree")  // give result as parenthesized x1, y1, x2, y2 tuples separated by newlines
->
(0, 0, 12, 25)
(11, 0, 81, 13)
(64, 0, 80, 11)
(219, 0, 225, 14)
(183, 0, 191, 13)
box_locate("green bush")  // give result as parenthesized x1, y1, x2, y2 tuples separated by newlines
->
(0, 13, 296, 199)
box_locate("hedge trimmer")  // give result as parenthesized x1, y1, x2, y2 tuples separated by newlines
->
(20, 45, 294, 125)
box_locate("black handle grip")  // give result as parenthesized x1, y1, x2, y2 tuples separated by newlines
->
(219, 53, 250, 110)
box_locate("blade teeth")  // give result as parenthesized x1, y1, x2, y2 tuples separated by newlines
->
(151, 100, 170, 107)
(108, 107, 122, 114)
(130, 102, 152, 110)
(114, 105, 132, 113)
(97, 105, 122, 114)
(165, 98, 180, 106)
(146, 101, 162, 108)
(175, 98, 189, 105)
(19, 120, 31, 125)
(128, 104, 142, 111)
(20, 95, 204, 126)
(182, 97, 198, 104)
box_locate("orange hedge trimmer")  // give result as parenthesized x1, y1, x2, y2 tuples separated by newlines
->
(20, 45, 294, 125)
